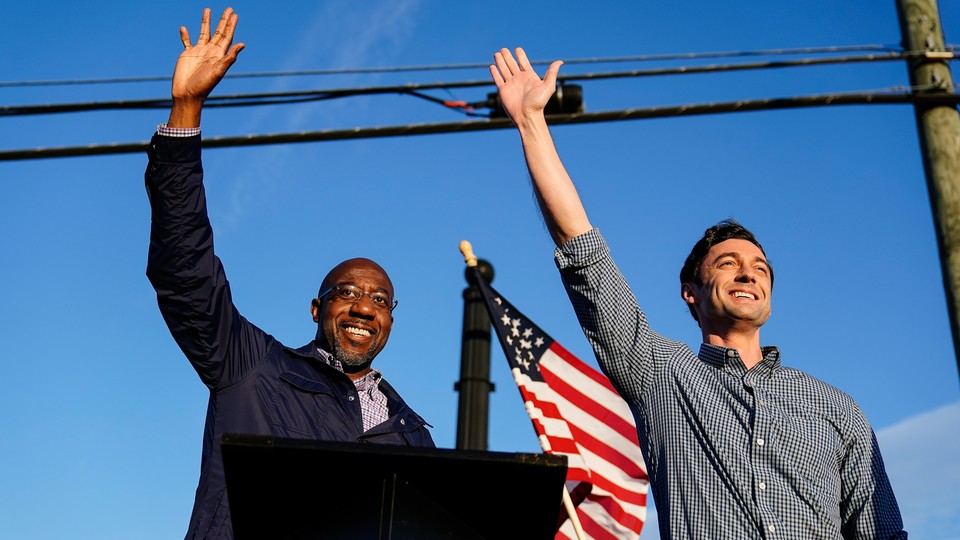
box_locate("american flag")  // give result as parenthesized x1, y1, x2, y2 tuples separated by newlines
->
(473, 272, 649, 540)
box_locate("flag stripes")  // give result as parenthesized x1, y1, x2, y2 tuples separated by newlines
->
(473, 273, 649, 539)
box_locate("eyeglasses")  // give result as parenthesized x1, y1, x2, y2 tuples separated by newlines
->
(317, 284, 398, 312)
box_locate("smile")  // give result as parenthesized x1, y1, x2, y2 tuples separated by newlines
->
(343, 325, 373, 337)
(733, 291, 757, 300)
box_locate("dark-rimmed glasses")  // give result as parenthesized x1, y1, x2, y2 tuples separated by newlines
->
(317, 284, 398, 312)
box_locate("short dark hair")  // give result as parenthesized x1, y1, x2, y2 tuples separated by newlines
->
(680, 219, 773, 322)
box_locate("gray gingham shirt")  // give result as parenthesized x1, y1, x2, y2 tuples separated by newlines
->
(555, 228, 906, 540)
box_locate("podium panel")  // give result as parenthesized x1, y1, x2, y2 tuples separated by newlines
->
(221, 434, 568, 540)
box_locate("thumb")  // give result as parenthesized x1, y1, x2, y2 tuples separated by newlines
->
(542, 60, 564, 87)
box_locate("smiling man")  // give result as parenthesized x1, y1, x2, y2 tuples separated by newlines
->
(490, 47, 906, 539)
(145, 9, 434, 540)
(679, 222, 774, 367)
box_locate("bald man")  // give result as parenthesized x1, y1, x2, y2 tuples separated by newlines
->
(145, 9, 433, 539)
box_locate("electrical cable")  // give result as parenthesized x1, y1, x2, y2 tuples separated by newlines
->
(0, 44, 913, 88)
(0, 51, 925, 118)
(2, 89, 957, 162)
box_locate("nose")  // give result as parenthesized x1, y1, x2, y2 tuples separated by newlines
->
(736, 265, 757, 283)
(348, 295, 377, 318)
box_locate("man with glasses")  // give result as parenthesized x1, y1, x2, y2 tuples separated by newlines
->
(144, 8, 434, 539)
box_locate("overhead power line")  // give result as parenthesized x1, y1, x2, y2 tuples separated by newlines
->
(3, 90, 958, 162)
(0, 44, 909, 88)
(0, 52, 921, 118)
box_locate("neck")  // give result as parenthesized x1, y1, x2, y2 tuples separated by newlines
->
(702, 328, 764, 369)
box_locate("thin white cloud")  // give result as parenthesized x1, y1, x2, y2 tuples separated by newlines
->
(877, 401, 960, 539)
(215, 0, 424, 232)
(269, 0, 422, 133)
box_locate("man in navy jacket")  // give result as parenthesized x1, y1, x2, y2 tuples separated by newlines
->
(145, 8, 435, 539)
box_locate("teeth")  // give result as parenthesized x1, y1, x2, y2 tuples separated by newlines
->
(734, 292, 756, 299)
(345, 326, 371, 337)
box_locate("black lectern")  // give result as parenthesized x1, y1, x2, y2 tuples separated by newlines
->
(221, 434, 568, 540)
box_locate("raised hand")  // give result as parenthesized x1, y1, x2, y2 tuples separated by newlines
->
(168, 7, 245, 128)
(490, 48, 563, 125)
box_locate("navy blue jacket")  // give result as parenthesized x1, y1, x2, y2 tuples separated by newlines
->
(145, 134, 435, 539)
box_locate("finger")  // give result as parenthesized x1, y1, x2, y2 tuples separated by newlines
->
(179, 26, 192, 49)
(542, 60, 564, 87)
(212, 7, 235, 47)
(220, 11, 239, 47)
(502, 47, 522, 76)
(224, 42, 245, 65)
(197, 7, 211, 44)
(515, 47, 538, 77)
(489, 64, 504, 87)
(494, 50, 511, 81)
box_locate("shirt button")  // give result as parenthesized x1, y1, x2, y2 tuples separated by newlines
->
(758, 399, 765, 406)
(769, 525, 776, 533)
(758, 482, 766, 490)
(726, 349, 736, 358)
(348, 395, 355, 401)
(757, 438, 765, 446)
(400, 419, 406, 425)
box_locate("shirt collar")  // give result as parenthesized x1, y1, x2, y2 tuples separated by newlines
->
(315, 347, 382, 386)
(699, 343, 781, 376)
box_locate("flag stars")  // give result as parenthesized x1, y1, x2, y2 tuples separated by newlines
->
(523, 327, 533, 339)
(513, 348, 533, 371)
(511, 326, 520, 337)
(520, 338, 532, 350)
(534, 337, 545, 348)
(501, 314, 511, 327)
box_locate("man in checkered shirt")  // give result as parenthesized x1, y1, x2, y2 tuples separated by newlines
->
(490, 47, 907, 539)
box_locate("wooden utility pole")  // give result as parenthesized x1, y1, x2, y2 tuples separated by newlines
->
(896, 0, 960, 381)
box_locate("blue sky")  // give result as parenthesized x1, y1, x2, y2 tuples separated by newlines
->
(2, 1, 959, 539)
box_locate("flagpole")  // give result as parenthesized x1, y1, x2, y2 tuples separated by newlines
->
(561, 487, 588, 540)
(459, 240, 588, 540)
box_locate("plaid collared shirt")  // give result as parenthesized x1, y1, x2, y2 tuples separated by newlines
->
(316, 348, 389, 432)
(554, 228, 906, 539)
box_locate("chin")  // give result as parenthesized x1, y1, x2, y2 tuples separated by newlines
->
(334, 341, 381, 367)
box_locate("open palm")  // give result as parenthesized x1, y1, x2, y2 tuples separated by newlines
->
(490, 48, 563, 123)
(171, 7, 244, 102)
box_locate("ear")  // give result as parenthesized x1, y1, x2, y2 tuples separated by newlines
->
(310, 298, 321, 323)
(680, 282, 697, 306)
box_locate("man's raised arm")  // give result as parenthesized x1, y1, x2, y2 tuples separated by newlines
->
(146, 7, 259, 389)
(490, 47, 591, 246)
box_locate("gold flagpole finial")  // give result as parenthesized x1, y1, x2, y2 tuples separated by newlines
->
(459, 240, 478, 267)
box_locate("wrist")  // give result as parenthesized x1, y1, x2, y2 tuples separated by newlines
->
(515, 112, 550, 138)
(167, 97, 205, 128)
